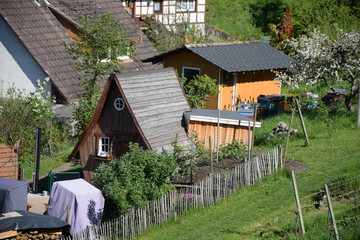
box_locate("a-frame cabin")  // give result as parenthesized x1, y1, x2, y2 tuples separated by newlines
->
(70, 68, 190, 182)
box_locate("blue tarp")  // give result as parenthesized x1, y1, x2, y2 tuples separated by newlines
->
(0, 178, 29, 214)
(0, 210, 69, 233)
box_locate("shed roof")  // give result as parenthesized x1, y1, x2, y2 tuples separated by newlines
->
(144, 41, 296, 72)
(0, 0, 160, 102)
(184, 109, 261, 128)
(115, 68, 191, 152)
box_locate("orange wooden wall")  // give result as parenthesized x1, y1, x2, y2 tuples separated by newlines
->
(236, 70, 280, 104)
(188, 120, 251, 150)
(163, 51, 281, 111)
(163, 50, 220, 109)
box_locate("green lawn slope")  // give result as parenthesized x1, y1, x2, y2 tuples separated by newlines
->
(139, 107, 360, 239)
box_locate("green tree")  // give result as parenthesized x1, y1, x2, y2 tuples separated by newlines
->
(277, 28, 360, 111)
(63, 13, 134, 135)
(0, 79, 56, 161)
(144, 20, 210, 53)
(182, 74, 219, 109)
(93, 143, 176, 218)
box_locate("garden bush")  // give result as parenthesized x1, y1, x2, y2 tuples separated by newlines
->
(93, 143, 176, 218)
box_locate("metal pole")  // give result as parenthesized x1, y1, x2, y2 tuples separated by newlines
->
(247, 120, 251, 161)
(250, 106, 258, 156)
(190, 132, 194, 185)
(291, 171, 306, 235)
(324, 184, 339, 240)
(216, 67, 222, 162)
(33, 127, 41, 193)
(209, 136, 213, 174)
(295, 99, 309, 146)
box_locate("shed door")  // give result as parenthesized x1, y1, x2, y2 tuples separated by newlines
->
(221, 70, 235, 111)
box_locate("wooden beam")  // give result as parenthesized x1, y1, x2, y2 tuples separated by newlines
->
(0, 231, 17, 239)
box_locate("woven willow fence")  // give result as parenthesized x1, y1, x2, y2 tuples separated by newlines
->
(62, 146, 282, 240)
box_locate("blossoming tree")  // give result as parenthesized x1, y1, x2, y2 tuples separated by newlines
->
(277, 28, 360, 112)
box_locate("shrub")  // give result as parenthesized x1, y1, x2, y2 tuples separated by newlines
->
(219, 141, 246, 160)
(93, 143, 176, 218)
(0, 79, 66, 162)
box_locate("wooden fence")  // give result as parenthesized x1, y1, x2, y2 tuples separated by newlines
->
(0, 143, 20, 180)
(61, 146, 282, 240)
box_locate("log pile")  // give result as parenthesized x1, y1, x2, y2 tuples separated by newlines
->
(0, 230, 62, 240)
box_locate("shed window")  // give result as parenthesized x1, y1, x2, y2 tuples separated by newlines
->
(182, 67, 200, 82)
(177, 0, 195, 12)
(97, 137, 110, 157)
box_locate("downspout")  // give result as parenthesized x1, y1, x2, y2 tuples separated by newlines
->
(216, 67, 221, 162)
(232, 72, 238, 111)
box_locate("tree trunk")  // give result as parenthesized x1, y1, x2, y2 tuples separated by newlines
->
(345, 95, 355, 112)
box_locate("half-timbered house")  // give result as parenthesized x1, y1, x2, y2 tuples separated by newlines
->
(120, 0, 206, 31)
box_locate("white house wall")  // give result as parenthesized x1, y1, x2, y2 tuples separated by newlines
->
(0, 18, 49, 97)
(121, 0, 205, 29)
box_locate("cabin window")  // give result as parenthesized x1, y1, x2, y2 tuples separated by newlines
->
(99, 46, 131, 63)
(154, 0, 162, 13)
(97, 137, 110, 157)
(114, 98, 125, 111)
(177, 0, 195, 12)
(182, 67, 200, 82)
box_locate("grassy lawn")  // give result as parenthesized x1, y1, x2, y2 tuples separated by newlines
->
(206, 0, 263, 40)
(138, 106, 360, 239)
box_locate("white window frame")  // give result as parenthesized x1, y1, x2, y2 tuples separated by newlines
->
(99, 47, 131, 63)
(177, 0, 195, 12)
(97, 136, 110, 157)
(154, 0, 162, 12)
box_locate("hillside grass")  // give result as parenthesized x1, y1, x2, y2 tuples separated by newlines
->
(206, 0, 263, 40)
(138, 106, 360, 239)
(206, 0, 360, 40)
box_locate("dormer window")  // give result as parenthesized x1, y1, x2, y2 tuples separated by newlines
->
(97, 136, 110, 157)
(177, 0, 195, 12)
(99, 47, 131, 63)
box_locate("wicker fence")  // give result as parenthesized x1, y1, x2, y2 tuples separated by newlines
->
(62, 146, 282, 240)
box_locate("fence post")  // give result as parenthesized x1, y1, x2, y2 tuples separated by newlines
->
(295, 99, 309, 146)
(324, 184, 339, 240)
(291, 171, 305, 235)
(284, 109, 295, 161)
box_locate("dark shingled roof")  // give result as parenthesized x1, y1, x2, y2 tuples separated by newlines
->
(144, 41, 296, 72)
(0, 0, 160, 102)
(0, 0, 81, 101)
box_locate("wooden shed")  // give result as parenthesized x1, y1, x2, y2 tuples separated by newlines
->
(184, 109, 261, 150)
(70, 68, 191, 182)
(144, 41, 295, 111)
(0, 142, 20, 180)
